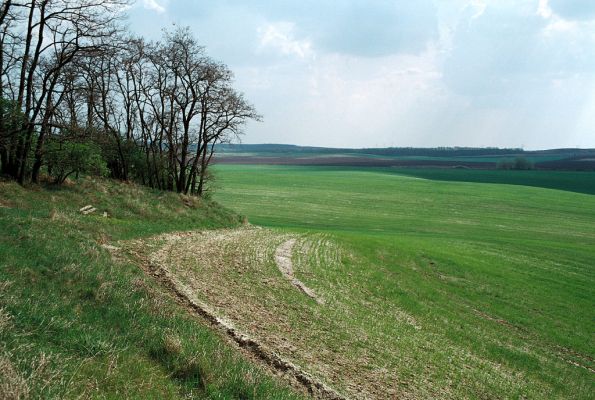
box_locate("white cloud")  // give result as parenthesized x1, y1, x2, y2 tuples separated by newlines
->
(468, 0, 488, 19)
(257, 22, 313, 59)
(538, 0, 581, 35)
(142, 0, 166, 14)
(543, 18, 579, 35)
(234, 47, 445, 147)
(129, 0, 595, 149)
(537, 0, 553, 19)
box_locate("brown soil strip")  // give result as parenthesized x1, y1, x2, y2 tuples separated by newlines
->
(275, 239, 323, 304)
(554, 346, 595, 374)
(214, 155, 496, 169)
(126, 244, 346, 400)
(564, 358, 595, 374)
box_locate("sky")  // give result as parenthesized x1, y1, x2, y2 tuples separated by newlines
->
(127, 0, 595, 149)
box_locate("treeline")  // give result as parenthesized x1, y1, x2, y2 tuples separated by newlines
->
(218, 144, 526, 157)
(359, 147, 525, 157)
(496, 157, 534, 170)
(0, 1, 259, 195)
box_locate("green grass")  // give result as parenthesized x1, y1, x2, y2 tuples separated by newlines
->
(388, 168, 595, 195)
(2, 166, 593, 398)
(0, 177, 303, 399)
(212, 164, 595, 398)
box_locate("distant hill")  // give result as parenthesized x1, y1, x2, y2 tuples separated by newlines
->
(215, 144, 595, 170)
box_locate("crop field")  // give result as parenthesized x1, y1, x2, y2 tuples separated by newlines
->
(4, 167, 592, 398)
(217, 151, 569, 164)
(181, 165, 595, 398)
(381, 168, 595, 195)
(215, 145, 595, 171)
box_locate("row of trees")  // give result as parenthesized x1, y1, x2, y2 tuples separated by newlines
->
(0, 1, 259, 195)
(496, 157, 534, 170)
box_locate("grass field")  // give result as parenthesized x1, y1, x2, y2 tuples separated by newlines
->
(200, 164, 595, 398)
(0, 178, 302, 399)
(2, 167, 593, 398)
(387, 168, 595, 195)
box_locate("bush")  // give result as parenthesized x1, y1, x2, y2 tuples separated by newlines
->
(513, 156, 534, 170)
(497, 157, 534, 170)
(45, 140, 108, 184)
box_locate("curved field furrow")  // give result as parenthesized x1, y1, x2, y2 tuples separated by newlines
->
(123, 226, 554, 399)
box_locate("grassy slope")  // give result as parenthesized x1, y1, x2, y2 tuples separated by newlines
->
(0, 177, 302, 399)
(213, 164, 595, 398)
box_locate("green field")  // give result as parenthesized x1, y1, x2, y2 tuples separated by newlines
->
(208, 164, 595, 398)
(2, 167, 593, 399)
(387, 168, 595, 195)
(0, 178, 302, 399)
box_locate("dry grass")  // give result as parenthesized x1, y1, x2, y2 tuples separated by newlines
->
(0, 351, 59, 400)
(0, 355, 29, 400)
(0, 308, 13, 331)
(163, 332, 183, 356)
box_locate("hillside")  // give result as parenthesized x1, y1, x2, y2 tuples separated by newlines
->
(215, 144, 595, 170)
(210, 164, 595, 399)
(1, 165, 594, 399)
(0, 178, 301, 399)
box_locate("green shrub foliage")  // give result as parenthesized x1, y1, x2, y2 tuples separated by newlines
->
(45, 140, 108, 184)
(497, 157, 534, 170)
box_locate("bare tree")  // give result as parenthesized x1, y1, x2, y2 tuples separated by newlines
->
(0, 3, 259, 196)
(196, 87, 260, 195)
(0, 0, 128, 182)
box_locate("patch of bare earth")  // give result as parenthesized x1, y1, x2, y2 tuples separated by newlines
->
(124, 228, 344, 399)
(275, 239, 323, 304)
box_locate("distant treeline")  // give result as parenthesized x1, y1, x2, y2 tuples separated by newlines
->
(0, 1, 259, 195)
(218, 144, 594, 158)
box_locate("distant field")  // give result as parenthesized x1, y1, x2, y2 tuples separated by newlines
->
(387, 168, 595, 195)
(201, 164, 595, 398)
(218, 151, 569, 163)
(215, 145, 595, 170)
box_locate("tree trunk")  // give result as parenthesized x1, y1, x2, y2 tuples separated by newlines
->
(196, 140, 209, 196)
(31, 121, 49, 183)
(0, 146, 7, 173)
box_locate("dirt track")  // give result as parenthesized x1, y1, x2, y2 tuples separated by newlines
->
(123, 228, 348, 399)
(275, 239, 323, 304)
(122, 227, 414, 399)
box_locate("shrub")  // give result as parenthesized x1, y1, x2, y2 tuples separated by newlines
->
(513, 156, 534, 170)
(497, 159, 514, 170)
(497, 157, 534, 170)
(45, 140, 108, 184)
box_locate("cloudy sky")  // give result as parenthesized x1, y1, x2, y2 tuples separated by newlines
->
(128, 0, 595, 149)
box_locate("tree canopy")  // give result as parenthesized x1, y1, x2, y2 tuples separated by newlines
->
(0, 1, 260, 195)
